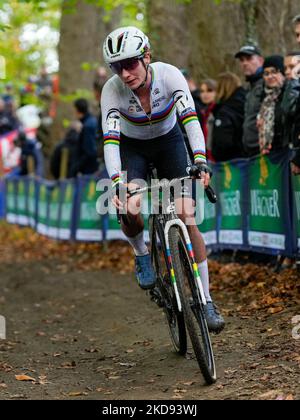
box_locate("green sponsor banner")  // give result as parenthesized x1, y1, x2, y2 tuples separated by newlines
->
(248, 155, 285, 250)
(16, 178, 29, 226)
(76, 178, 102, 241)
(27, 179, 36, 227)
(48, 185, 61, 239)
(199, 195, 217, 246)
(6, 179, 17, 223)
(59, 182, 74, 240)
(36, 183, 49, 236)
(292, 174, 300, 251)
(217, 161, 244, 245)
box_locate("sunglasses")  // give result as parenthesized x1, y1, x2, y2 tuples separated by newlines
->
(110, 57, 142, 75)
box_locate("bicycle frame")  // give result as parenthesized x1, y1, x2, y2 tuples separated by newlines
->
(119, 174, 213, 313)
(160, 205, 208, 313)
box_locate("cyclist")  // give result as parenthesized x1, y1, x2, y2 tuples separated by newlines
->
(101, 26, 225, 333)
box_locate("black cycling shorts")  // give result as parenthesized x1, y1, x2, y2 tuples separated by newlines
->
(120, 123, 192, 187)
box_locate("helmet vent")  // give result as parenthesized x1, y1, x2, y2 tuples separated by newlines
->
(107, 38, 114, 54)
(117, 33, 124, 53)
(134, 35, 143, 50)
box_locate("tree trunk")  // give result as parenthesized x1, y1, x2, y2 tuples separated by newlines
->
(146, 0, 299, 83)
(50, 0, 120, 151)
(147, 0, 189, 68)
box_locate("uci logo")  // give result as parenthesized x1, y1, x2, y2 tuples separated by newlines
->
(0, 315, 6, 340)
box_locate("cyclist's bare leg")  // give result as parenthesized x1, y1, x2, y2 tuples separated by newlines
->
(118, 183, 148, 256)
(175, 198, 224, 331)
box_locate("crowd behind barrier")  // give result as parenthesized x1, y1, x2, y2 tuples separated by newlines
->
(1, 149, 299, 257)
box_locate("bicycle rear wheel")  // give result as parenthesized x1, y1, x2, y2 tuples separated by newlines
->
(168, 226, 216, 384)
(150, 216, 187, 356)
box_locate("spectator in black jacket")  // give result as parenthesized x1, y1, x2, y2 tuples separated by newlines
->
(290, 15, 300, 174)
(211, 72, 246, 162)
(0, 98, 19, 135)
(291, 98, 300, 173)
(281, 52, 300, 148)
(50, 121, 82, 179)
(14, 130, 44, 177)
(72, 98, 98, 176)
(235, 45, 264, 157)
(257, 55, 288, 155)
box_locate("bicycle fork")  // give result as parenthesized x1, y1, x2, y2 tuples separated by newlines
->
(164, 219, 208, 312)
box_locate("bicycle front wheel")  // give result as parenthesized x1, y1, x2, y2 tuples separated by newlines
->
(151, 216, 187, 356)
(168, 226, 216, 385)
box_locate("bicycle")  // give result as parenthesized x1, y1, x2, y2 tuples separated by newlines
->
(118, 168, 217, 384)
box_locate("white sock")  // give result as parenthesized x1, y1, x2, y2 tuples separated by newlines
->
(127, 231, 149, 257)
(198, 260, 212, 302)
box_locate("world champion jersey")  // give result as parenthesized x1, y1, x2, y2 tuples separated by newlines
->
(101, 62, 206, 181)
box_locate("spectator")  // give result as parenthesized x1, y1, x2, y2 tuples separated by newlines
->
(19, 76, 36, 107)
(14, 131, 44, 177)
(94, 66, 108, 86)
(290, 15, 300, 174)
(281, 52, 300, 147)
(36, 66, 53, 98)
(72, 98, 98, 176)
(178, 69, 205, 160)
(0, 98, 19, 135)
(199, 79, 217, 161)
(284, 51, 300, 81)
(257, 55, 288, 155)
(211, 72, 246, 162)
(2, 82, 14, 104)
(50, 121, 82, 180)
(180, 68, 204, 117)
(235, 45, 264, 157)
(92, 79, 105, 165)
(293, 15, 300, 45)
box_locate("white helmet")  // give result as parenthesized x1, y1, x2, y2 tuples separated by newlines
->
(103, 26, 150, 64)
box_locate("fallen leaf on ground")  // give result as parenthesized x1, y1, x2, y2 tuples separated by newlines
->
(15, 375, 36, 382)
(68, 391, 88, 397)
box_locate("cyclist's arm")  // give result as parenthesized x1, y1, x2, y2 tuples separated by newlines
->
(101, 80, 122, 186)
(165, 64, 207, 164)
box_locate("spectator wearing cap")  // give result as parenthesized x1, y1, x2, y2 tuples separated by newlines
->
(257, 55, 288, 155)
(235, 45, 264, 157)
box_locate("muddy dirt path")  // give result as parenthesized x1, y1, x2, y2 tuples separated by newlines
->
(0, 260, 299, 400)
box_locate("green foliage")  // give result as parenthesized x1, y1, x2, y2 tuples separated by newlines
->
(0, 0, 60, 90)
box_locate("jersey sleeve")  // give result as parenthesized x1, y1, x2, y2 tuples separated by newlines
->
(101, 79, 122, 185)
(165, 64, 207, 163)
